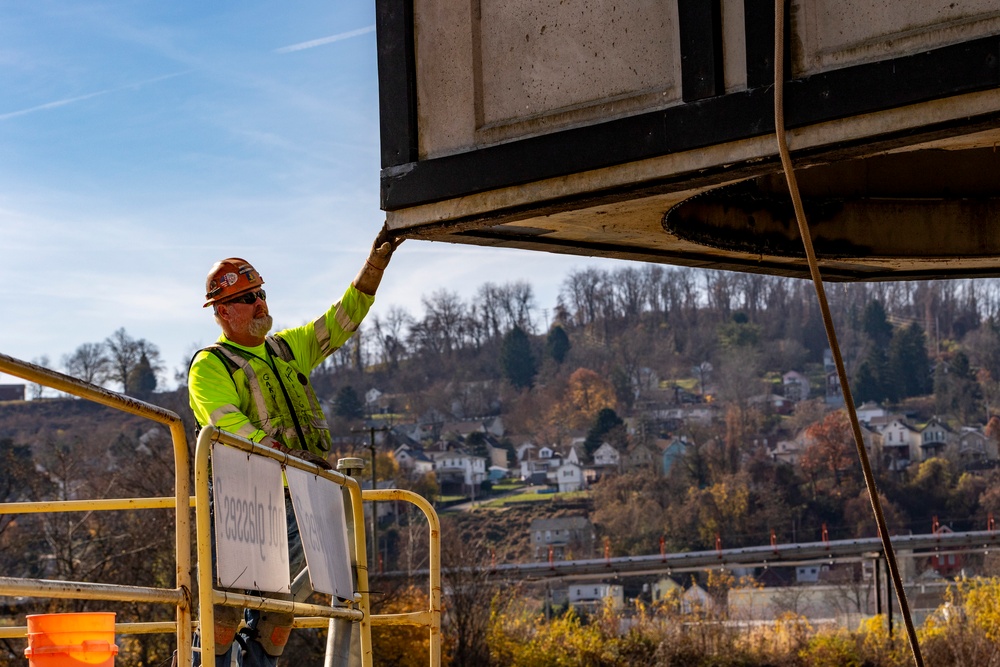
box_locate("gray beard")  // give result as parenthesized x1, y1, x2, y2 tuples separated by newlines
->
(248, 315, 273, 338)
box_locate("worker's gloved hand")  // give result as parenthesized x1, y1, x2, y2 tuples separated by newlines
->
(367, 222, 402, 271)
(288, 448, 334, 470)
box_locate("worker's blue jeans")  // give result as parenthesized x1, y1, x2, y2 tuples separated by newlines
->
(195, 487, 305, 667)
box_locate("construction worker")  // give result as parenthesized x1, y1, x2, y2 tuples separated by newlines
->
(188, 227, 397, 667)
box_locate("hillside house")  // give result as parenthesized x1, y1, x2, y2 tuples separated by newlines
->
(393, 445, 434, 476)
(856, 402, 887, 424)
(487, 442, 511, 470)
(424, 450, 486, 495)
(592, 442, 621, 469)
(750, 392, 795, 415)
(440, 419, 485, 440)
(771, 437, 806, 466)
(365, 387, 383, 408)
(568, 582, 624, 612)
(531, 516, 595, 560)
(0, 384, 25, 401)
(782, 371, 810, 402)
(549, 461, 585, 492)
(661, 437, 689, 475)
(654, 403, 719, 425)
(623, 440, 660, 472)
(878, 418, 921, 470)
(958, 427, 998, 465)
(651, 576, 683, 605)
(919, 417, 955, 459)
(681, 583, 715, 615)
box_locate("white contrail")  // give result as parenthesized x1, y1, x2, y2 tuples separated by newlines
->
(274, 25, 375, 53)
(0, 71, 191, 122)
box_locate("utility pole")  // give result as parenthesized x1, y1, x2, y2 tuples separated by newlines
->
(352, 425, 390, 568)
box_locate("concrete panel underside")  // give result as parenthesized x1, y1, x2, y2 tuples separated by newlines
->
(381, 0, 1000, 281)
(385, 97, 1000, 282)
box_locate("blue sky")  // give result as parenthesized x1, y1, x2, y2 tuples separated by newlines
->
(0, 1, 626, 392)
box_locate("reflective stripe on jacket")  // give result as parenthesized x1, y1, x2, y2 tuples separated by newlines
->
(189, 284, 374, 456)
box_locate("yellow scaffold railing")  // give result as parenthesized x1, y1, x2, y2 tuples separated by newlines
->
(0, 352, 442, 667)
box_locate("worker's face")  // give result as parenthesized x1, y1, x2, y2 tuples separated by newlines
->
(218, 291, 272, 339)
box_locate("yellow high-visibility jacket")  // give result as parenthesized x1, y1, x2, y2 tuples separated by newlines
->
(189, 284, 374, 456)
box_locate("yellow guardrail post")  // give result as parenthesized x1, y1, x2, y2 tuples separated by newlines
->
(0, 352, 193, 665)
(364, 489, 442, 667)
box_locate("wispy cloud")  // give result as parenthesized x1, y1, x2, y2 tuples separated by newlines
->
(274, 25, 375, 53)
(0, 70, 192, 122)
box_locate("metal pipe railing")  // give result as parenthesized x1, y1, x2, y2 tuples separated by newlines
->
(364, 488, 442, 667)
(193, 426, 375, 666)
(0, 352, 194, 664)
(0, 352, 442, 667)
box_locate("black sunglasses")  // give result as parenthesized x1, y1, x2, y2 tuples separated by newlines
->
(223, 289, 266, 305)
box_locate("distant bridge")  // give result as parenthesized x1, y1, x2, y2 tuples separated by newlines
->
(385, 530, 1000, 582)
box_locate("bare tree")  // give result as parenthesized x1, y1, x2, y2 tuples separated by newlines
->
(440, 523, 501, 667)
(410, 290, 467, 357)
(28, 356, 51, 399)
(370, 306, 413, 368)
(62, 342, 110, 386)
(560, 267, 605, 328)
(104, 329, 162, 394)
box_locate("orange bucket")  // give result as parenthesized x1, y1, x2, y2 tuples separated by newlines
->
(24, 613, 118, 667)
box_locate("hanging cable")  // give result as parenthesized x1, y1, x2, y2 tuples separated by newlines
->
(771, 1, 924, 664)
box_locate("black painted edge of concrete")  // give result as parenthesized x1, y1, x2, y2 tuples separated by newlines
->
(376, 0, 1000, 211)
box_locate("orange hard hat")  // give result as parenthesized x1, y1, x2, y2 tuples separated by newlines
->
(204, 258, 264, 307)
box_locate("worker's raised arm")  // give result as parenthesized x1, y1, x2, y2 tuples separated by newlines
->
(352, 222, 401, 296)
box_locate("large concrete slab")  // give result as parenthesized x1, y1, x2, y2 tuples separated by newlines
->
(377, 0, 1000, 280)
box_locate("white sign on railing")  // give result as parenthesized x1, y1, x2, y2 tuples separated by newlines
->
(286, 466, 355, 600)
(212, 443, 290, 593)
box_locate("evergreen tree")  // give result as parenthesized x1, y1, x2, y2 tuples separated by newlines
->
(546, 325, 571, 364)
(862, 300, 893, 347)
(802, 304, 828, 362)
(889, 323, 932, 398)
(584, 407, 624, 460)
(852, 360, 880, 405)
(334, 385, 365, 420)
(127, 352, 157, 399)
(466, 431, 490, 458)
(934, 351, 985, 423)
(500, 325, 537, 390)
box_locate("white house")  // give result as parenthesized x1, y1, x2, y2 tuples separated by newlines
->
(856, 401, 887, 424)
(520, 458, 549, 484)
(878, 418, 920, 469)
(556, 444, 581, 465)
(393, 445, 434, 475)
(568, 582, 624, 611)
(548, 461, 585, 493)
(680, 583, 715, 615)
(425, 450, 487, 493)
(593, 442, 621, 468)
(365, 388, 383, 407)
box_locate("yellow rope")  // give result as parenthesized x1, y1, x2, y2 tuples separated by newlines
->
(771, 2, 924, 664)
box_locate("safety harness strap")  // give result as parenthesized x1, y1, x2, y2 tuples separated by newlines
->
(203, 343, 278, 440)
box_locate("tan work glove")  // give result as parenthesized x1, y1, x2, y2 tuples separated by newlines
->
(354, 222, 402, 295)
(289, 448, 334, 471)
